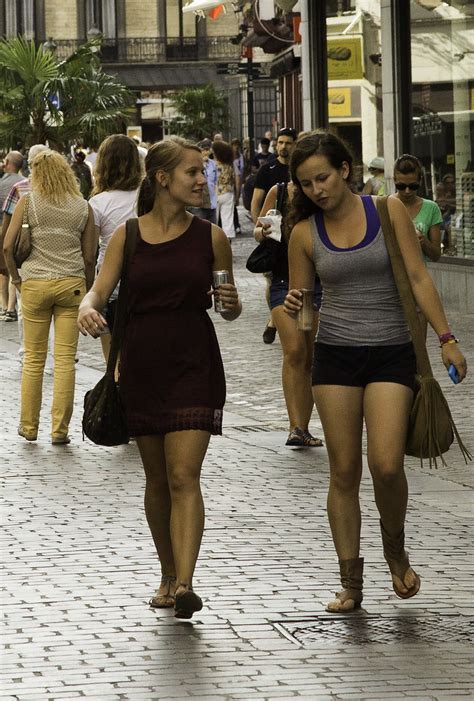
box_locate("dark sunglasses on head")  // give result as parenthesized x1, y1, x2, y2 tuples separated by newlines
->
(395, 182, 420, 191)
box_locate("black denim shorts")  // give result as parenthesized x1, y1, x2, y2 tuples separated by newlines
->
(312, 341, 417, 391)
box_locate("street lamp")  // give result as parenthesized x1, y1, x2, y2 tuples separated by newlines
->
(42, 37, 57, 53)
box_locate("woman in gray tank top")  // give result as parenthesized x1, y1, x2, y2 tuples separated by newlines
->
(284, 132, 467, 613)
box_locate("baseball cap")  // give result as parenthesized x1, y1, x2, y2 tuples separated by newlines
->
(369, 156, 384, 170)
(28, 144, 49, 164)
(277, 127, 297, 141)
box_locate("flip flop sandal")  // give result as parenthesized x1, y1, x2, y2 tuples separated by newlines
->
(380, 521, 421, 599)
(326, 557, 364, 613)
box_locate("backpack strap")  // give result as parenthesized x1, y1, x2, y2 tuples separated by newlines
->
(276, 182, 287, 212)
(106, 218, 139, 377)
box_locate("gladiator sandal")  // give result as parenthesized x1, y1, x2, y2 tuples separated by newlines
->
(380, 521, 421, 599)
(326, 557, 364, 613)
(149, 575, 176, 609)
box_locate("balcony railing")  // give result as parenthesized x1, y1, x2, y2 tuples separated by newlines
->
(51, 37, 241, 63)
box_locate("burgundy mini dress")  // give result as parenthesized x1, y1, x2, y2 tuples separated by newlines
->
(119, 216, 226, 436)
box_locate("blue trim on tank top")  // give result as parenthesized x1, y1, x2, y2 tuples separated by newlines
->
(315, 195, 380, 252)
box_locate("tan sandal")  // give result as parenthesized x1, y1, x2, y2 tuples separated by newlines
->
(149, 575, 176, 608)
(380, 521, 421, 599)
(326, 557, 364, 613)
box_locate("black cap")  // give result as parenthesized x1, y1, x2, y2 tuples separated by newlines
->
(277, 127, 297, 141)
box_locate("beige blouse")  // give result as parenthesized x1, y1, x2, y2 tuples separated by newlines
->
(20, 192, 89, 281)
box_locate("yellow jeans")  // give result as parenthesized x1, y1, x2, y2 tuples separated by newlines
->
(20, 277, 85, 440)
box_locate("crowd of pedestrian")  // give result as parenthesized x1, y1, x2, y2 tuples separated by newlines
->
(0, 126, 468, 621)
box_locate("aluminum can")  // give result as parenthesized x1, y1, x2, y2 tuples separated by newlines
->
(297, 288, 313, 331)
(212, 270, 229, 313)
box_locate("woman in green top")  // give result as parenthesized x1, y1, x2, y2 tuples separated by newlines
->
(394, 154, 443, 336)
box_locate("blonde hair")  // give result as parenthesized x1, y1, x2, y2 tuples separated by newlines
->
(30, 150, 82, 204)
(137, 137, 201, 215)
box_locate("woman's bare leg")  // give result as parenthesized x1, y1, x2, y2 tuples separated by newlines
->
(136, 435, 175, 587)
(164, 429, 210, 591)
(314, 385, 364, 611)
(364, 382, 418, 594)
(272, 306, 316, 431)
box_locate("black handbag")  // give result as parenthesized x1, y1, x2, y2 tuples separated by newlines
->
(246, 237, 280, 273)
(82, 218, 138, 446)
(246, 182, 287, 274)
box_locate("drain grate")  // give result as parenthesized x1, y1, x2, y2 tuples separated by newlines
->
(228, 425, 279, 433)
(276, 614, 474, 647)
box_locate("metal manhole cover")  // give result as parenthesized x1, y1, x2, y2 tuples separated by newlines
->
(276, 614, 473, 646)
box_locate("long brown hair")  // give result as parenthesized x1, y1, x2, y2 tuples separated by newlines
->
(137, 137, 201, 216)
(287, 130, 354, 230)
(92, 134, 143, 195)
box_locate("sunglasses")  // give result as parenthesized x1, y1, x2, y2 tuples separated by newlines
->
(395, 182, 420, 191)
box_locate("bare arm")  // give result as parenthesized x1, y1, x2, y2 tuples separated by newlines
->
(284, 220, 315, 315)
(2, 197, 26, 285)
(78, 224, 125, 337)
(250, 187, 266, 223)
(418, 223, 441, 262)
(253, 184, 278, 242)
(81, 205, 98, 290)
(211, 224, 242, 322)
(387, 196, 466, 379)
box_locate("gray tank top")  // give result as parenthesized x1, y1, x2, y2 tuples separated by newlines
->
(311, 196, 410, 346)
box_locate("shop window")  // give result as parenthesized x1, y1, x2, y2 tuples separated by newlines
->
(411, 0, 473, 257)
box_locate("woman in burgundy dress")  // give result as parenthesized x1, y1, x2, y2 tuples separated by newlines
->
(78, 138, 242, 619)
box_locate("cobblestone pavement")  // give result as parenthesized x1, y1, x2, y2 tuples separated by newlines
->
(1, 209, 473, 700)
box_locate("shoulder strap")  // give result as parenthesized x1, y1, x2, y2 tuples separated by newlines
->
(106, 218, 139, 376)
(23, 193, 30, 225)
(376, 196, 432, 378)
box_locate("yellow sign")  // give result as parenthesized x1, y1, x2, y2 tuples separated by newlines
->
(328, 88, 352, 118)
(327, 37, 363, 80)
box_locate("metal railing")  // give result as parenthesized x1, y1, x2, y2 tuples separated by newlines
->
(51, 37, 241, 63)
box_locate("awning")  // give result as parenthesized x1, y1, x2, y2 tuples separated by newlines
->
(104, 64, 227, 91)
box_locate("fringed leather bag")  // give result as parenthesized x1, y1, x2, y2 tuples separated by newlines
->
(376, 196, 471, 467)
(82, 218, 138, 446)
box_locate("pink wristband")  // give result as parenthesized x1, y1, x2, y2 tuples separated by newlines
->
(438, 332, 454, 344)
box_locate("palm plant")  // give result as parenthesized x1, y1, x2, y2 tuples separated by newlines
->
(0, 36, 135, 150)
(169, 84, 230, 141)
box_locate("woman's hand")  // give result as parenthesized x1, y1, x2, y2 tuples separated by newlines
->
(11, 277, 22, 291)
(77, 305, 108, 338)
(441, 343, 467, 382)
(214, 283, 239, 311)
(254, 220, 272, 243)
(283, 288, 303, 316)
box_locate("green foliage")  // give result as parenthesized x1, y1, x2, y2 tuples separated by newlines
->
(0, 36, 135, 150)
(169, 84, 229, 141)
